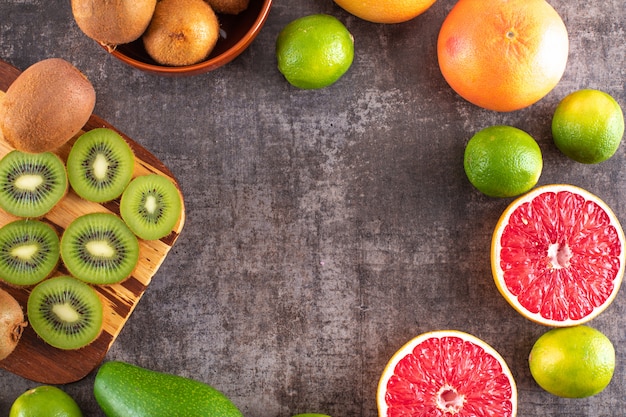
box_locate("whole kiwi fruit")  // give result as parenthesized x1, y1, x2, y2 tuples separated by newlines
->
(0, 288, 27, 360)
(206, 0, 249, 15)
(71, 0, 157, 48)
(142, 0, 220, 66)
(0, 58, 96, 153)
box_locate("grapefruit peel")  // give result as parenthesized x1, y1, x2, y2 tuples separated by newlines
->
(491, 184, 625, 327)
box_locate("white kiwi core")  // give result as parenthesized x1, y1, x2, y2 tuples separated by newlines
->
(52, 303, 80, 323)
(86, 240, 115, 258)
(15, 174, 44, 190)
(92, 154, 110, 180)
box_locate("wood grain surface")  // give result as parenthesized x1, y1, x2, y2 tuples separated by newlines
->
(0, 59, 186, 384)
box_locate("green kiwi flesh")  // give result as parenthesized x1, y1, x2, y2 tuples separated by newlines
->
(67, 128, 135, 203)
(0, 219, 60, 286)
(27, 275, 103, 350)
(61, 213, 139, 285)
(120, 174, 182, 240)
(0, 151, 68, 218)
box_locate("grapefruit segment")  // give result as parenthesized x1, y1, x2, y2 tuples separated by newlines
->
(492, 184, 625, 326)
(377, 330, 517, 417)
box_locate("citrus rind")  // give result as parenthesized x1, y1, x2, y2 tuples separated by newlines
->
(333, 0, 438, 24)
(377, 330, 517, 417)
(491, 184, 625, 327)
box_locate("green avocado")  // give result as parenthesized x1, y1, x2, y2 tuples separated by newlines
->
(93, 361, 243, 417)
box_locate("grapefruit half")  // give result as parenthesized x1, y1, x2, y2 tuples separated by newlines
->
(492, 184, 625, 326)
(377, 330, 517, 417)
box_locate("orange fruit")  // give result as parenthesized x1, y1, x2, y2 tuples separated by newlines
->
(377, 330, 517, 416)
(492, 184, 625, 327)
(437, 0, 569, 112)
(333, 0, 437, 24)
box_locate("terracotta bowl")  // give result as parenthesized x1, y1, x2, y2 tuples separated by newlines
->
(106, 0, 272, 76)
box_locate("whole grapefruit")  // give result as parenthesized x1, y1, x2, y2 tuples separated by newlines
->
(437, 0, 569, 112)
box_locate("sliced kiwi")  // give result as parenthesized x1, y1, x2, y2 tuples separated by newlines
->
(27, 275, 103, 350)
(120, 174, 182, 240)
(0, 219, 60, 286)
(60, 213, 139, 285)
(0, 150, 68, 218)
(66, 128, 135, 203)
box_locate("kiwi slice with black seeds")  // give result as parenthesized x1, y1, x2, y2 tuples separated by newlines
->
(66, 128, 135, 203)
(60, 212, 139, 285)
(27, 275, 103, 350)
(0, 150, 68, 218)
(120, 174, 182, 240)
(0, 219, 60, 286)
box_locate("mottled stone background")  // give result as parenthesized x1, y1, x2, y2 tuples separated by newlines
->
(0, 1, 624, 415)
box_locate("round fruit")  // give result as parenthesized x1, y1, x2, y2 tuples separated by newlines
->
(66, 128, 135, 203)
(142, 0, 220, 66)
(437, 0, 568, 112)
(9, 385, 83, 417)
(0, 288, 27, 360)
(27, 275, 103, 350)
(206, 0, 249, 15)
(71, 0, 156, 47)
(0, 151, 68, 218)
(529, 326, 615, 398)
(0, 219, 60, 287)
(120, 174, 183, 241)
(61, 213, 139, 285)
(377, 330, 517, 416)
(552, 89, 625, 164)
(492, 184, 625, 326)
(0, 58, 95, 153)
(333, 0, 437, 24)
(464, 125, 543, 198)
(276, 14, 354, 90)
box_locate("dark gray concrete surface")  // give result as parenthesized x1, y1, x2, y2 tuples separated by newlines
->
(0, 1, 625, 416)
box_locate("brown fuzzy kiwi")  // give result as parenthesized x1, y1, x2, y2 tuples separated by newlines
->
(71, 0, 157, 48)
(206, 0, 249, 14)
(0, 58, 96, 153)
(142, 0, 220, 66)
(0, 288, 27, 360)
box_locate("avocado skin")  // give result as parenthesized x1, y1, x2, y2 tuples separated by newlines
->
(94, 361, 243, 417)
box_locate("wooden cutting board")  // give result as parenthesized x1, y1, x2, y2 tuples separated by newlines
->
(0, 59, 186, 384)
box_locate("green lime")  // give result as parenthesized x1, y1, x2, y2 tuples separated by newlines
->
(463, 125, 543, 198)
(552, 89, 624, 164)
(529, 326, 615, 398)
(276, 14, 354, 89)
(9, 385, 83, 417)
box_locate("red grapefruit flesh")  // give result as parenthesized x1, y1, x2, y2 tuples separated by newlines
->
(377, 330, 517, 417)
(492, 184, 625, 326)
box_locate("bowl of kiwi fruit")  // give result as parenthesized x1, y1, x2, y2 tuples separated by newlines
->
(71, 0, 273, 76)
